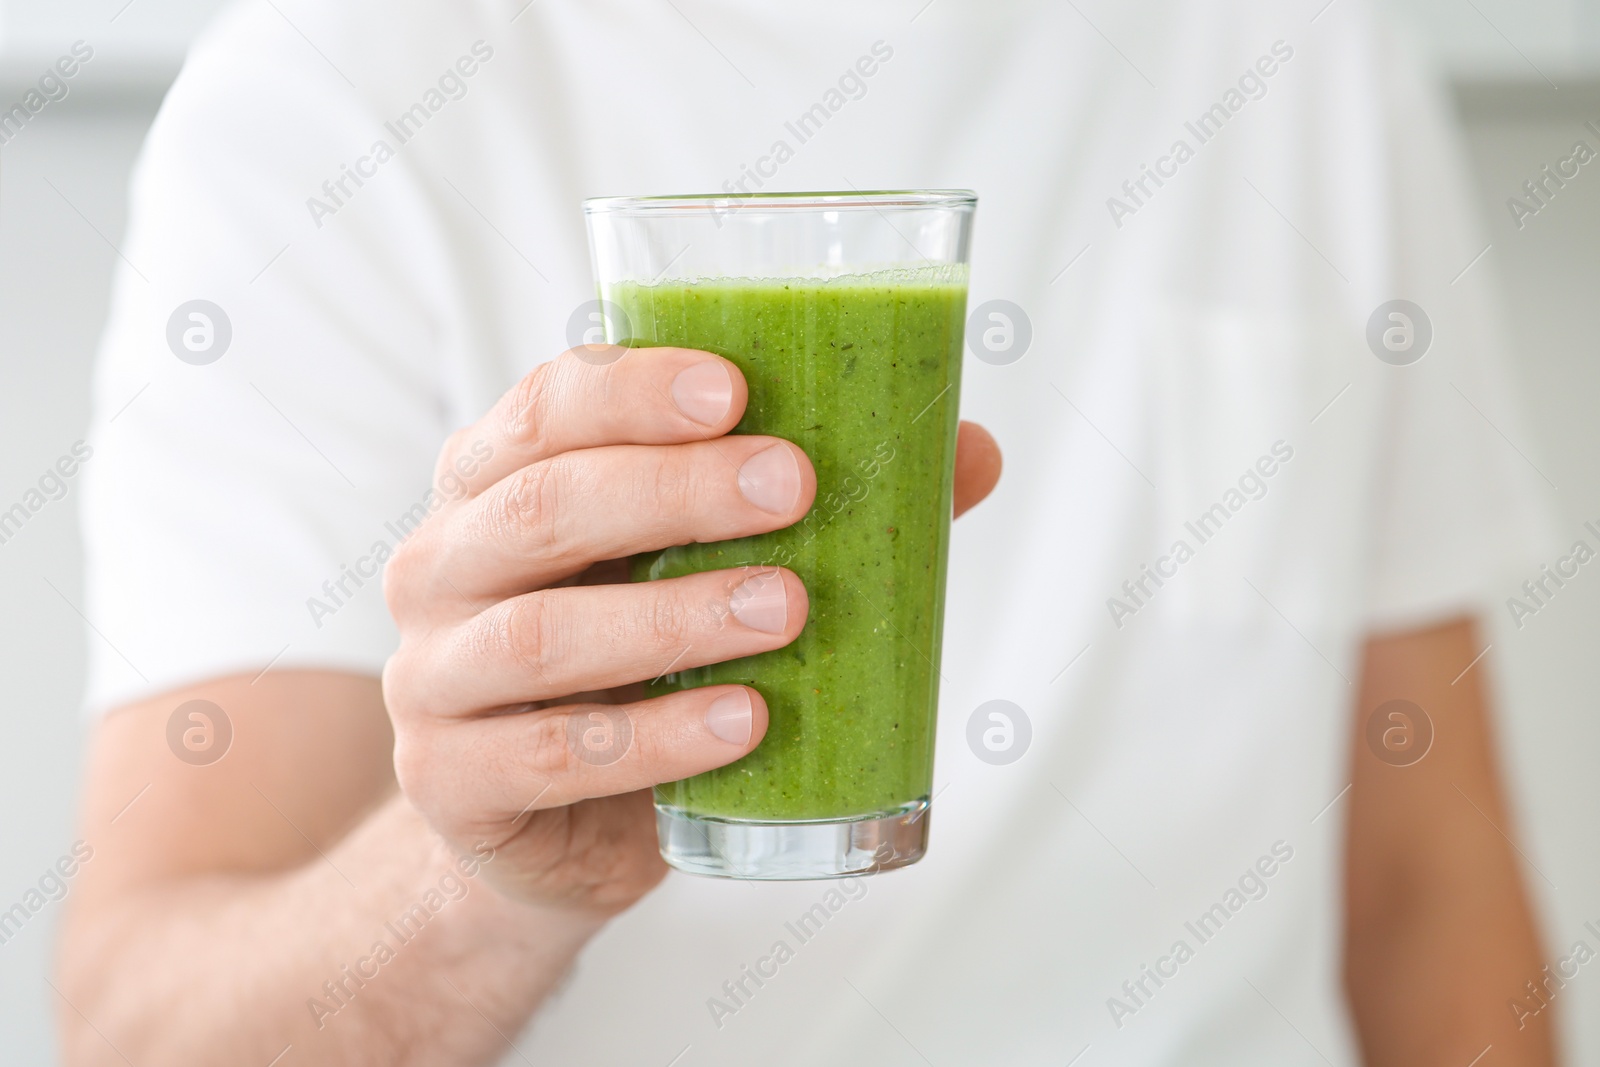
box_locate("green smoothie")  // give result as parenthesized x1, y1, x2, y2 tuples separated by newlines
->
(615, 267, 967, 822)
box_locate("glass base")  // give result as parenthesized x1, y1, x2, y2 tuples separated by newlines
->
(656, 798, 930, 880)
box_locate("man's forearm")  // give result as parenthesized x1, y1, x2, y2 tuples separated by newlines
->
(1345, 619, 1556, 1066)
(59, 795, 600, 1067)
(1345, 831, 1555, 1065)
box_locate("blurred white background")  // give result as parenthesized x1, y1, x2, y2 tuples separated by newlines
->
(2, 0, 1599, 1063)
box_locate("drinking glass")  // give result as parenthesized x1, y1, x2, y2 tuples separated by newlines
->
(584, 190, 976, 879)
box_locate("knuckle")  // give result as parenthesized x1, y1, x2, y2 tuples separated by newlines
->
(609, 586, 698, 651)
(492, 459, 564, 556)
(557, 703, 638, 771)
(380, 652, 408, 713)
(619, 707, 664, 766)
(651, 594, 699, 644)
(390, 729, 438, 811)
(491, 593, 562, 682)
(392, 732, 472, 842)
(501, 363, 558, 453)
(381, 532, 436, 620)
(642, 448, 699, 523)
(391, 734, 423, 795)
(380, 638, 437, 726)
(528, 711, 581, 779)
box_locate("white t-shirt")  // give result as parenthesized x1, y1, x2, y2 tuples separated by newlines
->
(82, 1, 1549, 1063)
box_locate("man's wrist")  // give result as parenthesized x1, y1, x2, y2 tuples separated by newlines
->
(388, 797, 610, 963)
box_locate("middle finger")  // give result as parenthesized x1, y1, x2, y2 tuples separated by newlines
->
(402, 566, 809, 717)
(433, 436, 815, 600)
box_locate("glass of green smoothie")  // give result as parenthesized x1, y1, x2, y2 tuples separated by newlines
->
(584, 191, 975, 880)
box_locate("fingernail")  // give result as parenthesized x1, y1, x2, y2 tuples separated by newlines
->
(706, 690, 753, 746)
(671, 361, 734, 426)
(730, 569, 787, 634)
(737, 445, 801, 514)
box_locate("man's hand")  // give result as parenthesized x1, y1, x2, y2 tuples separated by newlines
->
(381, 347, 997, 916)
(58, 345, 999, 1066)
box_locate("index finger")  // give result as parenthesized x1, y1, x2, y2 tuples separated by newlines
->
(437, 346, 748, 495)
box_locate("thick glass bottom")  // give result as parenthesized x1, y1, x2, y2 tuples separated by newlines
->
(656, 798, 930, 881)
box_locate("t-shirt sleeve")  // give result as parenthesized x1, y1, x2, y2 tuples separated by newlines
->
(80, 5, 466, 713)
(1358, 21, 1557, 633)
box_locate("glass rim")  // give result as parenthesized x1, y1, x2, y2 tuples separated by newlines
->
(583, 189, 977, 216)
